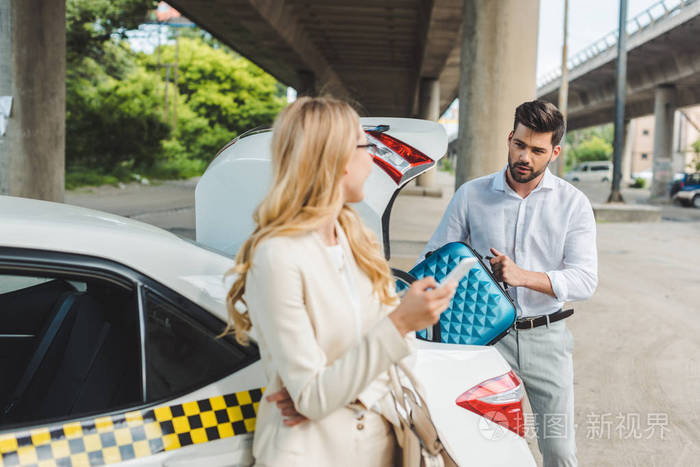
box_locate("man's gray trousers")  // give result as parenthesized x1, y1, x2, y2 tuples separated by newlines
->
(495, 320, 577, 467)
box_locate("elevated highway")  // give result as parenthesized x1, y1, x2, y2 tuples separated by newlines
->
(536, 0, 700, 131)
(166, 0, 464, 117)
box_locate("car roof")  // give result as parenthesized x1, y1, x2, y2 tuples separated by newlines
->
(0, 196, 233, 320)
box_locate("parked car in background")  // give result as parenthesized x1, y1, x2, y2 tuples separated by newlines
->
(671, 172, 700, 198)
(673, 172, 700, 208)
(565, 161, 612, 182)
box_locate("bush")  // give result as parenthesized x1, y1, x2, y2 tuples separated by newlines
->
(65, 169, 121, 190)
(631, 177, 646, 189)
(439, 157, 455, 174)
(142, 36, 286, 153)
(66, 48, 171, 171)
(147, 152, 207, 180)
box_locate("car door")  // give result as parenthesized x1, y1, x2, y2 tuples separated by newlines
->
(577, 163, 590, 181)
(0, 248, 260, 467)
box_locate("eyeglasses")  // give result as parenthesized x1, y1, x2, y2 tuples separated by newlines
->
(356, 143, 378, 151)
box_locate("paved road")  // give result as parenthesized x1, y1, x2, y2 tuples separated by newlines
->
(66, 179, 198, 240)
(569, 180, 700, 223)
(66, 172, 700, 466)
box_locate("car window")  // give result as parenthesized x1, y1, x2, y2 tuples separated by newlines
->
(0, 273, 141, 428)
(687, 173, 700, 185)
(144, 290, 254, 401)
(591, 165, 610, 171)
(0, 276, 52, 294)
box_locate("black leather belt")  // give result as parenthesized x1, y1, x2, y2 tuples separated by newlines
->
(515, 308, 574, 330)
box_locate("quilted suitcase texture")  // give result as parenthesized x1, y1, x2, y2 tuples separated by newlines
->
(395, 242, 516, 345)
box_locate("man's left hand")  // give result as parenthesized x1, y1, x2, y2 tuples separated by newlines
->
(489, 248, 527, 287)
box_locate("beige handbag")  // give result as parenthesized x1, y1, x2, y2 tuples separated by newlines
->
(389, 362, 458, 467)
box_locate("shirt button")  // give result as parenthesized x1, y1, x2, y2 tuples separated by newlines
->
(357, 423, 365, 430)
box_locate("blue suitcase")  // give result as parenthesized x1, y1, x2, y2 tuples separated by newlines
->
(395, 242, 516, 345)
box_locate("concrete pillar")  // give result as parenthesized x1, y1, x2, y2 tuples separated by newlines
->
(456, 0, 540, 189)
(621, 119, 633, 185)
(650, 84, 677, 200)
(0, 0, 66, 201)
(416, 77, 439, 188)
(297, 70, 316, 96)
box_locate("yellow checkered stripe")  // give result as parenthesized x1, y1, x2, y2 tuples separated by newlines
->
(0, 388, 264, 467)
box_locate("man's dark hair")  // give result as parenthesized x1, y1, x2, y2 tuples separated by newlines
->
(513, 100, 566, 147)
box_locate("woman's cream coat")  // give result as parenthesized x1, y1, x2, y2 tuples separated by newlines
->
(244, 225, 414, 466)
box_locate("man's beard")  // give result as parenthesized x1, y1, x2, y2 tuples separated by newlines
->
(508, 157, 551, 183)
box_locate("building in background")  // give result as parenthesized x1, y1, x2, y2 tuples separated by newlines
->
(629, 104, 700, 178)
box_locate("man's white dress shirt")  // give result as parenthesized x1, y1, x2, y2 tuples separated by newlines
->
(420, 167, 598, 318)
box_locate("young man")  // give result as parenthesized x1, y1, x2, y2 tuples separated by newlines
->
(420, 100, 597, 466)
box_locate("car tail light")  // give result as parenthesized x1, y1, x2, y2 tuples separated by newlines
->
(456, 370, 525, 437)
(365, 130, 434, 184)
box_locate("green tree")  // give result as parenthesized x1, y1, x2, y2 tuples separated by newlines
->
(67, 59, 170, 170)
(65, 0, 287, 186)
(570, 135, 613, 163)
(66, 0, 157, 65)
(143, 37, 286, 160)
(564, 124, 614, 170)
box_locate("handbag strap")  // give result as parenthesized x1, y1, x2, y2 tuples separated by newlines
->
(388, 365, 410, 417)
(389, 363, 444, 456)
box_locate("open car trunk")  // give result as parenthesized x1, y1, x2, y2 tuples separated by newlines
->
(195, 117, 447, 259)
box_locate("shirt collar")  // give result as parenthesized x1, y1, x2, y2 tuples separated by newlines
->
(492, 166, 556, 193)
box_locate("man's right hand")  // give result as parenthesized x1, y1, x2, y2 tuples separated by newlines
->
(389, 277, 457, 336)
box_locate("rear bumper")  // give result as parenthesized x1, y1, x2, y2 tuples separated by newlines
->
(674, 190, 696, 201)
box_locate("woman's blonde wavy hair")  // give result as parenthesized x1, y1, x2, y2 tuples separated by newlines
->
(224, 96, 398, 345)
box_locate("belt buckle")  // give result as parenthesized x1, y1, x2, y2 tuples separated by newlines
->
(516, 317, 536, 329)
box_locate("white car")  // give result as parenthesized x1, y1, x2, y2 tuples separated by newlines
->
(565, 161, 612, 183)
(0, 119, 535, 466)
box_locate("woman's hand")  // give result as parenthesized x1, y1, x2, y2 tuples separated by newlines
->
(266, 387, 308, 427)
(389, 277, 457, 336)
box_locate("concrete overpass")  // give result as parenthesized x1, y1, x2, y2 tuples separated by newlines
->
(537, 0, 700, 131)
(153, 0, 541, 189)
(165, 0, 466, 118)
(1, 0, 540, 201)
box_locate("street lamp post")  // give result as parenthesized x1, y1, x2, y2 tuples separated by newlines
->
(608, 0, 628, 203)
(557, 0, 569, 179)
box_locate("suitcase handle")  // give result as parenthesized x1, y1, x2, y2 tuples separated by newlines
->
(391, 268, 417, 288)
(483, 256, 509, 290)
(391, 268, 439, 341)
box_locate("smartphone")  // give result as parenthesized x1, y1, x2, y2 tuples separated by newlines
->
(438, 257, 478, 288)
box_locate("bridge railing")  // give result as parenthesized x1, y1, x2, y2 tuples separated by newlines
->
(537, 0, 696, 88)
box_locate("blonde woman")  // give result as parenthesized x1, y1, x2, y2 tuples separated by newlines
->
(226, 97, 456, 466)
